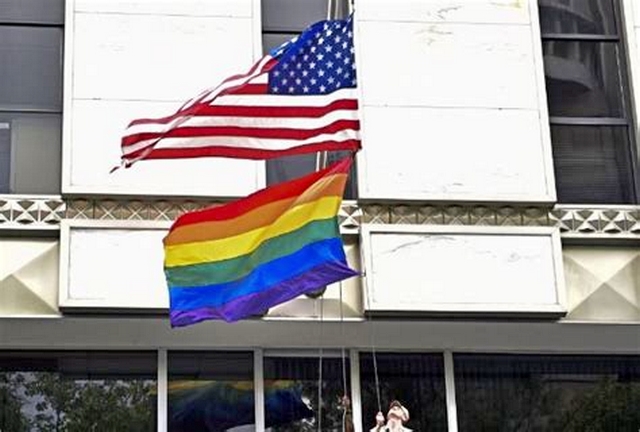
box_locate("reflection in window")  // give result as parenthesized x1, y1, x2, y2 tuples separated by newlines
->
(551, 125, 633, 202)
(543, 41, 623, 118)
(455, 354, 640, 432)
(263, 355, 350, 431)
(168, 351, 255, 432)
(539, 0, 616, 35)
(360, 353, 448, 432)
(0, 351, 157, 432)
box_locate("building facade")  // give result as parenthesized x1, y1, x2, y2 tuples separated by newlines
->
(1, 0, 639, 431)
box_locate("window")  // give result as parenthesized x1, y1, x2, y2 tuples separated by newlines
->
(168, 351, 255, 432)
(539, 0, 637, 203)
(263, 354, 350, 431)
(0, 351, 157, 431)
(261, 0, 357, 199)
(0, 0, 63, 194)
(454, 354, 640, 431)
(359, 353, 448, 432)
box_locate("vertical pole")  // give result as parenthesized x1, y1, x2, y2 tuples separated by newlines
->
(157, 349, 168, 432)
(443, 351, 459, 432)
(254, 349, 265, 431)
(349, 350, 363, 432)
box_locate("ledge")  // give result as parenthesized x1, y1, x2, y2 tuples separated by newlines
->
(1, 196, 639, 239)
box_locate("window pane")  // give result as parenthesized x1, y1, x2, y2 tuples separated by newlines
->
(262, 0, 329, 32)
(543, 41, 624, 117)
(0, 112, 61, 194)
(263, 356, 350, 431)
(0, 351, 157, 431)
(455, 354, 640, 432)
(551, 125, 634, 203)
(266, 153, 357, 199)
(0, 0, 64, 24)
(263, 33, 298, 55)
(360, 353, 448, 432)
(168, 351, 255, 432)
(0, 26, 63, 111)
(539, 0, 616, 35)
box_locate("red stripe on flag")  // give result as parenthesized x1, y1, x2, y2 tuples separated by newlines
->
(122, 120, 360, 147)
(192, 99, 358, 118)
(170, 156, 354, 227)
(124, 99, 359, 143)
(126, 140, 361, 162)
(126, 60, 275, 128)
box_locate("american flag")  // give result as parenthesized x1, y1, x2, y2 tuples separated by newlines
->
(119, 16, 360, 168)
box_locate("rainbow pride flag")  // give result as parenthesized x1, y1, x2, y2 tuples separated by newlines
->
(164, 156, 358, 326)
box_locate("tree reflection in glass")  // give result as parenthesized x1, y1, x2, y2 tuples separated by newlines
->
(455, 354, 640, 432)
(264, 356, 350, 432)
(0, 352, 157, 432)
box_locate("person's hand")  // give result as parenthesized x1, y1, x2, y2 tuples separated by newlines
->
(375, 411, 385, 426)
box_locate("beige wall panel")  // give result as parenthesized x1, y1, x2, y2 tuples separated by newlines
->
(358, 0, 530, 24)
(357, 21, 538, 109)
(72, 13, 255, 101)
(68, 99, 264, 197)
(0, 239, 59, 316)
(74, 0, 251, 16)
(358, 106, 550, 200)
(362, 225, 565, 315)
(60, 222, 360, 317)
(564, 247, 640, 322)
(63, 225, 168, 309)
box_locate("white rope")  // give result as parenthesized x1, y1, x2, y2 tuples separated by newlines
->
(316, 294, 324, 432)
(340, 281, 349, 432)
(361, 238, 383, 415)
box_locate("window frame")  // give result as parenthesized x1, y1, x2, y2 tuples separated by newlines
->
(539, 0, 640, 203)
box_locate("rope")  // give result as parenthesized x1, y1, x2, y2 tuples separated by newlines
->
(362, 242, 383, 414)
(317, 294, 324, 432)
(340, 281, 349, 432)
(340, 282, 348, 399)
(369, 315, 382, 414)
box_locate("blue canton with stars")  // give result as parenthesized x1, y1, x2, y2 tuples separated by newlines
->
(268, 16, 356, 95)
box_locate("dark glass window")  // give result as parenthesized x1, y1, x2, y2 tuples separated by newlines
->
(0, 0, 64, 24)
(360, 353, 448, 432)
(261, 0, 357, 199)
(539, 0, 638, 203)
(168, 351, 255, 432)
(0, 351, 157, 431)
(0, 1, 63, 194)
(263, 355, 350, 431)
(455, 354, 640, 432)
